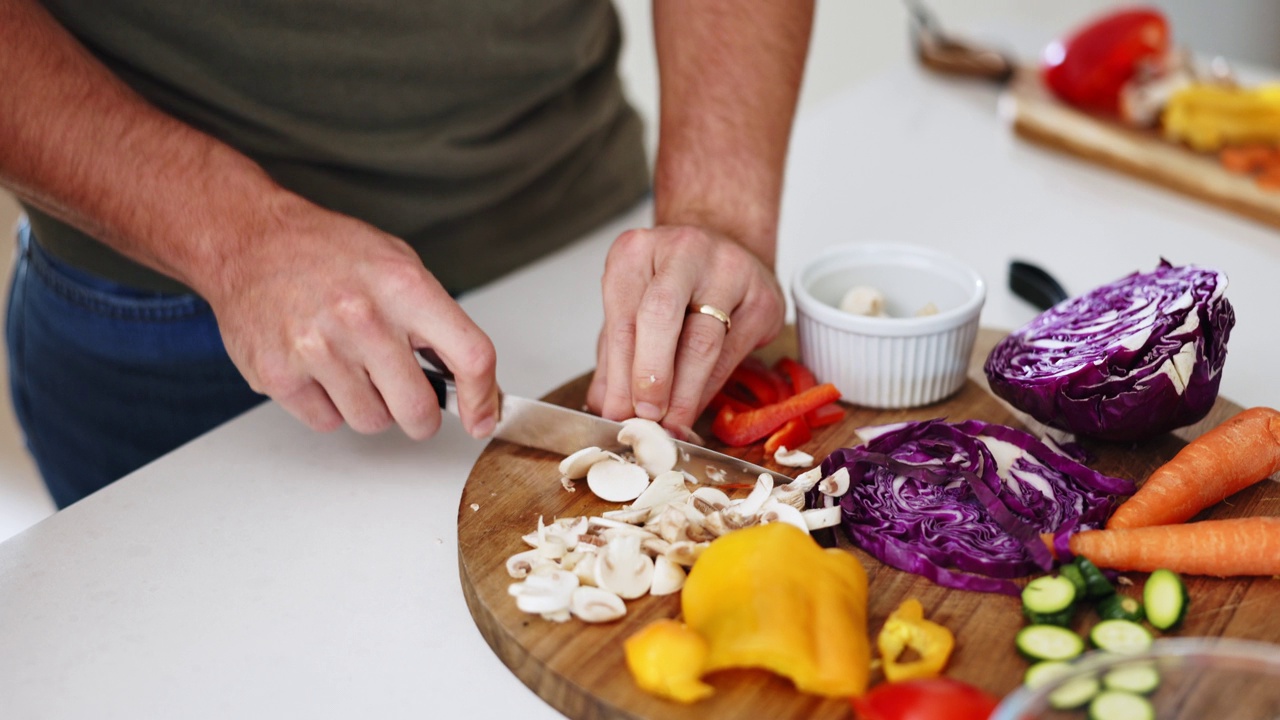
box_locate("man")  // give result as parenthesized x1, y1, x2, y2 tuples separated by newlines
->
(0, 0, 813, 508)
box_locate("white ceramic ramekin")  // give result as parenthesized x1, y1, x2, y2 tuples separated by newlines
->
(792, 243, 986, 409)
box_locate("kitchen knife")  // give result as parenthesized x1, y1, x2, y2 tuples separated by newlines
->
(420, 363, 795, 486)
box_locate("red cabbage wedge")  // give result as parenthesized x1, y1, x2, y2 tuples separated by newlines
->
(812, 419, 1134, 595)
(985, 261, 1234, 442)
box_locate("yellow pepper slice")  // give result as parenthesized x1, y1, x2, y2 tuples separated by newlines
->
(623, 619, 714, 703)
(625, 522, 871, 701)
(876, 597, 955, 682)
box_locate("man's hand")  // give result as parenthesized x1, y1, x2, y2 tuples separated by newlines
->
(587, 225, 784, 431)
(208, 200, 500, 440)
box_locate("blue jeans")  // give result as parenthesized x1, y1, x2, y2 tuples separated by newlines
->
(5, 219, 265, 508)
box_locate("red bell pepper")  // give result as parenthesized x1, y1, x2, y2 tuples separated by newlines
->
(763, 416, 812, 456)
(712, 383, 841, 447)
(774, 356, 845, 428)
(1042, 6, 1169, 116)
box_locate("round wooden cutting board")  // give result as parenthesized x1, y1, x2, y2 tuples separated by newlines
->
(456, 328, 1280, 720)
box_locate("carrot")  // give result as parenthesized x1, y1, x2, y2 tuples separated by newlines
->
(1063, 517, 1280, 576)
(1106, 407, 1280, 530)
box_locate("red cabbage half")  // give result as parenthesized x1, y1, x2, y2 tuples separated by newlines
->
(812, 419, 1134, 595)
(985, 260, 1234, 442)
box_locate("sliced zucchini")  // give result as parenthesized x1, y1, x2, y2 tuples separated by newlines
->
(1143, 568, 1189, 630)
(1016, 624, 1086, 662)
(1103, 663, 1161, 695)
(1023, 575, 1078, 614)
(1090, 619, 1154, 654)
(1096, 593, 1145, 623)
(1058, 563, 1088, 598)
(1075, 557, 1116, 599)
(1024, 660, 1072, 689)
(1049, 675, 1102, 710)
(1088, 690, 1155, 720)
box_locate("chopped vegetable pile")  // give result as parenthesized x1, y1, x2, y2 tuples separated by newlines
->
(812, 419, 1135, 595)
(984, 260, 1235, 442)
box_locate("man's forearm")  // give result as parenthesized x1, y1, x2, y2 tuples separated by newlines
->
(0, 0, 295, 297)
(651, 0, 814, 268)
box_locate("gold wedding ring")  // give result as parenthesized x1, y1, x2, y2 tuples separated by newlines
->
(689, 303, 732, 330)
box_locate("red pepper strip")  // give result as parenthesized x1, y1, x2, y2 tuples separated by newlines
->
(708, 390, 754, 415)
(727, 365, 780, 407)
(775, 356, 844, 427)
(764, 416, 812, 456)
(807, 402, 846, 428)
(711, 383, 842, 447)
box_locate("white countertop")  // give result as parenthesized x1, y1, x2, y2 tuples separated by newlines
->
(3, 64, 1278, 719)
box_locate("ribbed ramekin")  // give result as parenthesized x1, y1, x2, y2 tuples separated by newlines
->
(792, 243, 986, 409)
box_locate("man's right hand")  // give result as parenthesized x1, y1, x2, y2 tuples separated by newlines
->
(205, 198, 501, 441)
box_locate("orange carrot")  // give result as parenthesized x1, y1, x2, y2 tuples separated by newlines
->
(1065, 517, 1280, 576)
(1107, 407, 1280, 530)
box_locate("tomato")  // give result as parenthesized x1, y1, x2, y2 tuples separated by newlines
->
(1041, 6, 1169, 116)
(850, 678, 1000, 720)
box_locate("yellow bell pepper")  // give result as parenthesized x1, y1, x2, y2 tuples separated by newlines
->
(1162, 83, 1280, 152)
(624, 522, 871, 701)
(876, 597, 955, 682)
(623, 619, 714, 703)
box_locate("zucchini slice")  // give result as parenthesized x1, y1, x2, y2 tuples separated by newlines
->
(1096, 593, 1145, 623)
(1016, 624, 1086, 662)
(1075, 557, 1116, 599)
(1023, 575, 1078, 614)
(1049, 675, 1102, 710)
(1088, 690, 1155, 720)
(1143, 568, 1189, 630)
(1090, 619, 1153, 654)
(1103, 663, 1161, 695)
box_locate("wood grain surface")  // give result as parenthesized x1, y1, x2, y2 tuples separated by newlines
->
(456, 327, 1280, 719)
(1004, 69, 1280, 232)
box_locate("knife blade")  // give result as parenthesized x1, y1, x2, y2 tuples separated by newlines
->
(420, 363, 794, 486)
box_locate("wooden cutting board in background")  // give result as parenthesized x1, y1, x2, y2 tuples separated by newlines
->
(1004, 69, 1280, 232)
(456, 327, 1280, 720)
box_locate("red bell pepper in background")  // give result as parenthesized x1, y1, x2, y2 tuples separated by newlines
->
(1041, 6, 1169, 116)
(712, 383, 841, 447)
(763, 416, 812, 456)
(774, 357, 846, 428)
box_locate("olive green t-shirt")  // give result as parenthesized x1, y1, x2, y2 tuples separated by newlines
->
(27, 0, 649, 295)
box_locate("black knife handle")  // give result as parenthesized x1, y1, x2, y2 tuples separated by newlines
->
(1010, 260, 1070, 312)
(416, 349, 456, 413)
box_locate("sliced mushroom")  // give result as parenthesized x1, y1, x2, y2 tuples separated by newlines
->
(601, 506, 652, 525)
(618, 418, 678, 476)
(630, 469, 691, 511)
(689, 486, 731, 513)
(586, 458, 651, 503)
(729, 473, 774, 518)
(818, 467, 851, 497)
(773, 446, 815, 468)
(572, 549, 601, 587)
(595, 535, 655, 600)
(759, 499, 810, 534)
(505, 548, 543, 579)
(558, 447, 621, 480)
(649, 555, 687, 596)
(653, 505, 691, 544)
(768, 484, 806, 510)
(663, 540, 709, 567)
(508, 568, 579, 615)
(789, 466, 824, 493)
(569, 586, 627, 623)
(802, 505, 843, 531)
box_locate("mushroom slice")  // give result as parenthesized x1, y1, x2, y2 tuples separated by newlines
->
(559, 447, 620, 480)
(802, 506, 844, 531)
(649, 555, 687, 596)
(768, 484, 806, 510)
(630, 470, 691, 511)
(505, 548, 543, 579)
(569, 586, 627, 623)
(818, 467, 851, 497)
(759, 499, 810, 534)
(572, 549, 601, 586)
(595, 535, 655, 600)
(508, 568, 578, 615)
(688, 486, 731, 512)
(663, 540, 709, 567)
(788, 466, 824, 493)
(601, 506, 652, 525)
(773, 446, 815, 468)
(653, 505, 692, 544)
(618, 418, 678, 476)
(729, 473, 774, 519)
(586, 459, 651, 503)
